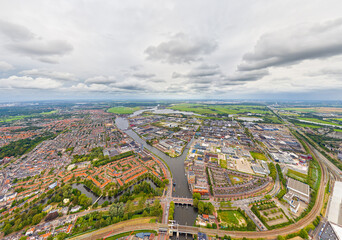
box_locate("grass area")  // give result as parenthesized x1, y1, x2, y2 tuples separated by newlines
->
(298, 117, 342, 126)
(219, 201, 232, 208)
(286, 169, 307, 183)
(168, 103, 272, 116)
(0, 115, 31, 122)
(107, 107, 141, 114)
(41, 110, 57, 115)
(280, 107, 342, 114)
(295, 122, 321, 129)
(334, 129, 342, 132)
(0, 110, 58, 123)
(218, 210, 246, 226)
(228, 175, 244, 184)
(106, 230, 157, 240)
(250, 151, 267, 161)
(220, 159, 227, 168)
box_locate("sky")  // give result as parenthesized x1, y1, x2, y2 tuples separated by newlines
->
(1, 0, 342, 102)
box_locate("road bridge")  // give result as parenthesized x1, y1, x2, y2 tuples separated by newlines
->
(172, 197, 193, 206)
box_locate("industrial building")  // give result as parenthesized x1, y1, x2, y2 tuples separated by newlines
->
(328, 181, 342, 225)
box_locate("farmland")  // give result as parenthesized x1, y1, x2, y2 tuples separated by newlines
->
(169, 103, 272, 115)
(297, 117, 342, 126)
(107, 107, 141, 114)
(280, 107, 342, 113)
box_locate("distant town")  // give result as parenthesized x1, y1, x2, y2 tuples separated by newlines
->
(0, 101, 342, 240)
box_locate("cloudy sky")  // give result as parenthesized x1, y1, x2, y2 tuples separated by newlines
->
(1, 0, 342, 102)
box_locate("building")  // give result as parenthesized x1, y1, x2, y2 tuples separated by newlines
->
(283, 191, 300, 213)
(43, 205, 53, 212)
(49, 181, 58, 189)
(319, 221, 342, 240)
(286, 178, 310, 203)
(338, 152, 342, 161)
(328, 181, 342, 225)
(70, 205, 81, 213)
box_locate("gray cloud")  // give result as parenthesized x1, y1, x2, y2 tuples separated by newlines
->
(306, 67, 342, 77)
(145, 33, 217, 64)
(225, 69, 269, 82)
(238, 18, 342, 71)
(132, 73, 156, 78)
(85, 76, 117, 84)
(173, 64, 221, 83)
(0, 20, 73, 64)
(7, 40, 73, 59)
(187, 64, 221, 78)
(0, 19, 35, 41)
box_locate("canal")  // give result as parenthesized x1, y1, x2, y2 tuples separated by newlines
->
(115, 115, 198, 229)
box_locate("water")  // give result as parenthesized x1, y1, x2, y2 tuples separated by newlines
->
(116, 118, 193, 198)
(128, 107, 201, 117)
(115, 116, 198, 226)
(72, 178, 157, 205)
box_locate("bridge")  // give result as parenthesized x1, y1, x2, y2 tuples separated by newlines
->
(171, 197, 193, 206)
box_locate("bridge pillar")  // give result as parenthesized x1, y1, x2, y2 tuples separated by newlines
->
(177, 230, 179, 239)
(185, 232, 187, 239)
(169, 230, 173, 236)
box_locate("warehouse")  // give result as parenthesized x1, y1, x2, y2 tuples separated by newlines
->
(286, 178, 310, 203)
(328, 181, 342, 225)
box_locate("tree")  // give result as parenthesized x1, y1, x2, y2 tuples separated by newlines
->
(277, 236, 285, 240)
(193, 192, 201, 200)
(300, 229, 308, 239)
(102, 201, 109, 208)
(78, 194, 92, 208)
(32, 213, 44, 225)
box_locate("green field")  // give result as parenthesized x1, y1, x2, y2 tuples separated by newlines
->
(250, 151, 267, 161)
(298, 117, 341, 126)
(295, 123, 321, 129)
(280, 108, 318, 113)
(168, 104, 271, 116)
(0, 110, 58, 123)
(218, 210, 246, 226)
(220, 159, 227, 168)
(107, 107, 141, 114)
(286, 169, 307, 183)
(41, 110, 57, 115)
(334, 129, 342, 132)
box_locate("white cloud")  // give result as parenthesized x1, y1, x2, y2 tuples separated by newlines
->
(20, 69, 77, 81)
(0, 61, 14, 71)
(0, 76, 63, 89)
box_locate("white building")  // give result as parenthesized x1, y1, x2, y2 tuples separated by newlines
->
(328, 181, 342, 225)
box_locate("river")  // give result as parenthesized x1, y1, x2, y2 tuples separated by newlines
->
(115, 116, 198, 230)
